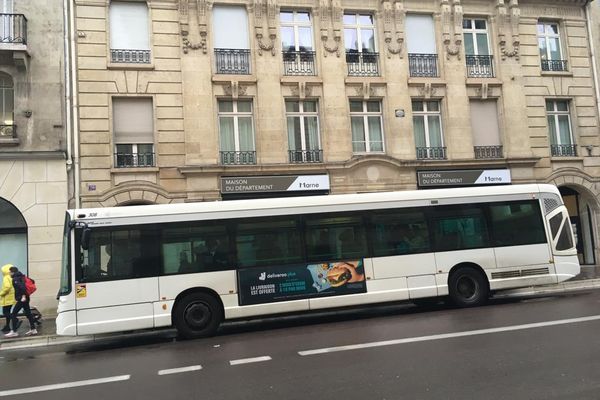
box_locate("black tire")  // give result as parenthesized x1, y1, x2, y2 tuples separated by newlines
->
(448, 267, 489, 307)
(173, 292, 223, 339)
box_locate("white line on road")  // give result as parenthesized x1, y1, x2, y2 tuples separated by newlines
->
(0, 375, 131, 397)
(229, 356, 272, 365)
(298, 314, 600, 356)
(158, 365, 203, 375)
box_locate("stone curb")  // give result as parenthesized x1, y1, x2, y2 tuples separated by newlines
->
(2, 278, 600, 351)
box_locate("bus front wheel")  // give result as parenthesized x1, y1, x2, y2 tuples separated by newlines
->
(174, 292, 223, 339)
(448, 267, 489, 307)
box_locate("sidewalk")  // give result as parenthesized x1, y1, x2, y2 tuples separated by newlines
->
(2, 266, 600, 350)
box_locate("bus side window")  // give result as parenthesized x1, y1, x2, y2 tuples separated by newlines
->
(305, 214, 367, 262)
(431, 205, 489, 252)
(370, 209, 430, 257)
(489, 201, 546, 247)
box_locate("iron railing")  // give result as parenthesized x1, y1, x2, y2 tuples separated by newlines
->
(474, 145, 503, 159)
(220, 151, 256, 165)
(408, 54, 439, 77)
(114, 152, 155, 168)
(346, 51, 380, 77)
(215, 48, 251, 75)
(416, 146, 447, 160)
(0, 14, 27, 44)
(541, 59, 568, 72)
(551, 144, 577, 157)
(283, 50, 317, 76)
(0, 124, 16, 138)
(288, 149, 323, 163)
(466, 55, 494, 78)
(110, 49, 151, 64)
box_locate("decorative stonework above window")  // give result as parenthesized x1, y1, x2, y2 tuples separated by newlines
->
(496, 0, 520, 61)
(319, 0, 342, 57)
(380, 0, 405, 59)
(440, 0, 463, 60)
(253, 0, 278, 56)
(179, 0, 211, 54)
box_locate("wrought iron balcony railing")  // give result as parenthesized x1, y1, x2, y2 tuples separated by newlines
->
(288, 149, 323, 163)
(346, 51, 380, 77)
(408, 53, 439, 77)
(541, 59, 568, 72)
(0, 14, 27, 44)
(283, 50, 317, 76)
(220, 150, 256, 165)
(466, 55, 494, 78)
(215, 48, 251, 75)
(416, 146, 447, 160)
(110, 49, 151, 64)
(114, 152, 155, 168)
(550, 144, 577, 157)
(474, 145, 503, 159)
(0, 124, 16, 138)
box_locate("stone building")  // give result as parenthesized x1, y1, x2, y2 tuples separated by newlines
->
(0, 0, 68, 313)
(73, 0, 600, 267)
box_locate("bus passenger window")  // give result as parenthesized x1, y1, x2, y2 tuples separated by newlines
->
(489, 201, 546, 247)
(370, 209, 430, 257)
(235, 218, 302, 267)
(305, 214, 367, 261)
(432, 205, 489, 252)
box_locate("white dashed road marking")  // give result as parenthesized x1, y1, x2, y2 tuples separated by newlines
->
(0, 375, 131, 397)
(229, 356, 272, 365)
(158, 365, 203, 375)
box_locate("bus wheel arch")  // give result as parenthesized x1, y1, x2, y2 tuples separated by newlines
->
(447, 263, 490, 307)
(172, 287, 224, 339)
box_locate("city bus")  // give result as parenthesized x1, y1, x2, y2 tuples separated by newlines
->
(56, 184, 579, 339)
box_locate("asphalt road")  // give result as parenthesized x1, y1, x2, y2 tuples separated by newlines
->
(1, 291, 600, 399)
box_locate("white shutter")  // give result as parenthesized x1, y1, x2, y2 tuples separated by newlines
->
(109, 2, 150, 50)
(113, 98, 154, 144)
(470, 100, 501, 146)
(212, 6, 249, 49)
(406, 14, 436, 54)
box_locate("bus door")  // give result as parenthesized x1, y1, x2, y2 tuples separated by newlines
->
(75, 227, 160, 335)
(546, 206, 580, 279)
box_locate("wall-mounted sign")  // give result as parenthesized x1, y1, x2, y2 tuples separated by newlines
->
(220, 175, 330, 194)
(417, 169, 511, 188)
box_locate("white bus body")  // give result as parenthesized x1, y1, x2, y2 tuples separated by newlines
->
(56, 184, 579, 338)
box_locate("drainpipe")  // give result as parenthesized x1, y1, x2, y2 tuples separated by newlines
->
(585, 0, 600, 135)
(68, 0, 81, 209)
(62, 0, 72, 198)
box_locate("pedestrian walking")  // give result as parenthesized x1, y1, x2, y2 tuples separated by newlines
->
(4, 266, 37, 338)
(0, 264, 16, 333)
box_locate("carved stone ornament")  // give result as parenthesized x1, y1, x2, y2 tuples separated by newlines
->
(320, 0, 342, 57)
(496, 0, 520, 61)
(222, 81, 248, 99)
(352, 83, 383, 99)
(179, 0, 212, 54)
(381, 0, 405, 59)
(441, 0, 463, 60)
(289, 82, 313, 99)
(417, 83, 437, 99)
(475, 83, 492, 99)
(254, 0, 279, 56)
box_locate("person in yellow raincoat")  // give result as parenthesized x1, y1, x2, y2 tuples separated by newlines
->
(0, 264, 16, 333)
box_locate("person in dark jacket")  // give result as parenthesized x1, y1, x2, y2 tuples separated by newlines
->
(4, 266, 36, 338)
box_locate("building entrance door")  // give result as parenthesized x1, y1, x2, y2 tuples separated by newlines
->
(559, 186, 596, 265)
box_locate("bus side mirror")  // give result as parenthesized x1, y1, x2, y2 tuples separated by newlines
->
(81, 228, 91, 250)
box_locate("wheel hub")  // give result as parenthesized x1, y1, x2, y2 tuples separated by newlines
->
(184, 301, 212, 329)
(457, 276, 478, 300)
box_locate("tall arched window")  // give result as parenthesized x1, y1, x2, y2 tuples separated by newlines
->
(0, 72, 14, 137)
(0, 197, 27, 273)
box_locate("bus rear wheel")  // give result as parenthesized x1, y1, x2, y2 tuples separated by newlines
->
(174, 292, 222, 339)
(448, 267, 489, 307)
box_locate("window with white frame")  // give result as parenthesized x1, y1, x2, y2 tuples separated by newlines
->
(350, 100, 384, 153)
(218, 99, 255, 164)
(0, 72, 14, 138)
(537, 22, 567, 71)
(113, 98, 155, 167)
(343, 13, 376, 54)
(546, 100, 575, 156)
(285, 100, 321, 162)
(109, 1, 151, 63)
(463, 19, 493, 77)
(213, 6, 250, 74)
(412, 100, 445, 159)
(281, 11, 316, 75)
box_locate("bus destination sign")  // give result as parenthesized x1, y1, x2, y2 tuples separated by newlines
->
(220, 175, 330, 194)
(417, 169, 511, 188)
(238, 260, 366, 306)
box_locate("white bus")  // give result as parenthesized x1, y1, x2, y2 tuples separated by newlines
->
(57, 184, 579, 339)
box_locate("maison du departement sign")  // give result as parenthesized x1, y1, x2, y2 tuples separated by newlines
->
(417, 169, 512, 188)
(220, 175, 331, 194)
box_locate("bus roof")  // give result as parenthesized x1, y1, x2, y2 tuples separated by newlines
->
(69, 184, 560, 223)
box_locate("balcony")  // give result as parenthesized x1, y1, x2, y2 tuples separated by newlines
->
(474, 145, 503, 159)
(283, 50, 316, 76)
(215, 49, 251, 75)
(466, 55, 494, 78)
(0, 14, 26, 44)
(220, 151, 256, 165)
(110, 49, 151, 64)
(416, 146, 447, 160)
(541, 59, 568, 72)
(288, 149, 323, 163)
(346, 51, 380, 77)
(551, 144, 577, 157)
(408, 54, 439, 78)
(114, 152, 155, 168)
(0, 124, 17, 145)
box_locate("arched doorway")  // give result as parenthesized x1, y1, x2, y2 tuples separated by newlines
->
(559, 186, 596, 265)
(0, 197, 27, 272)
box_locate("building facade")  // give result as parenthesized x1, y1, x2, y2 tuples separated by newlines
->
(73, 0, 600, 267)
(0, 0, 68, 313)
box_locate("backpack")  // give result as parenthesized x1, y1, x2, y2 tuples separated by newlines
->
(24, 276, 36, 296)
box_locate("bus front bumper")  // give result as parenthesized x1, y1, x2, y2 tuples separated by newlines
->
(56, 311, 77, 336)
